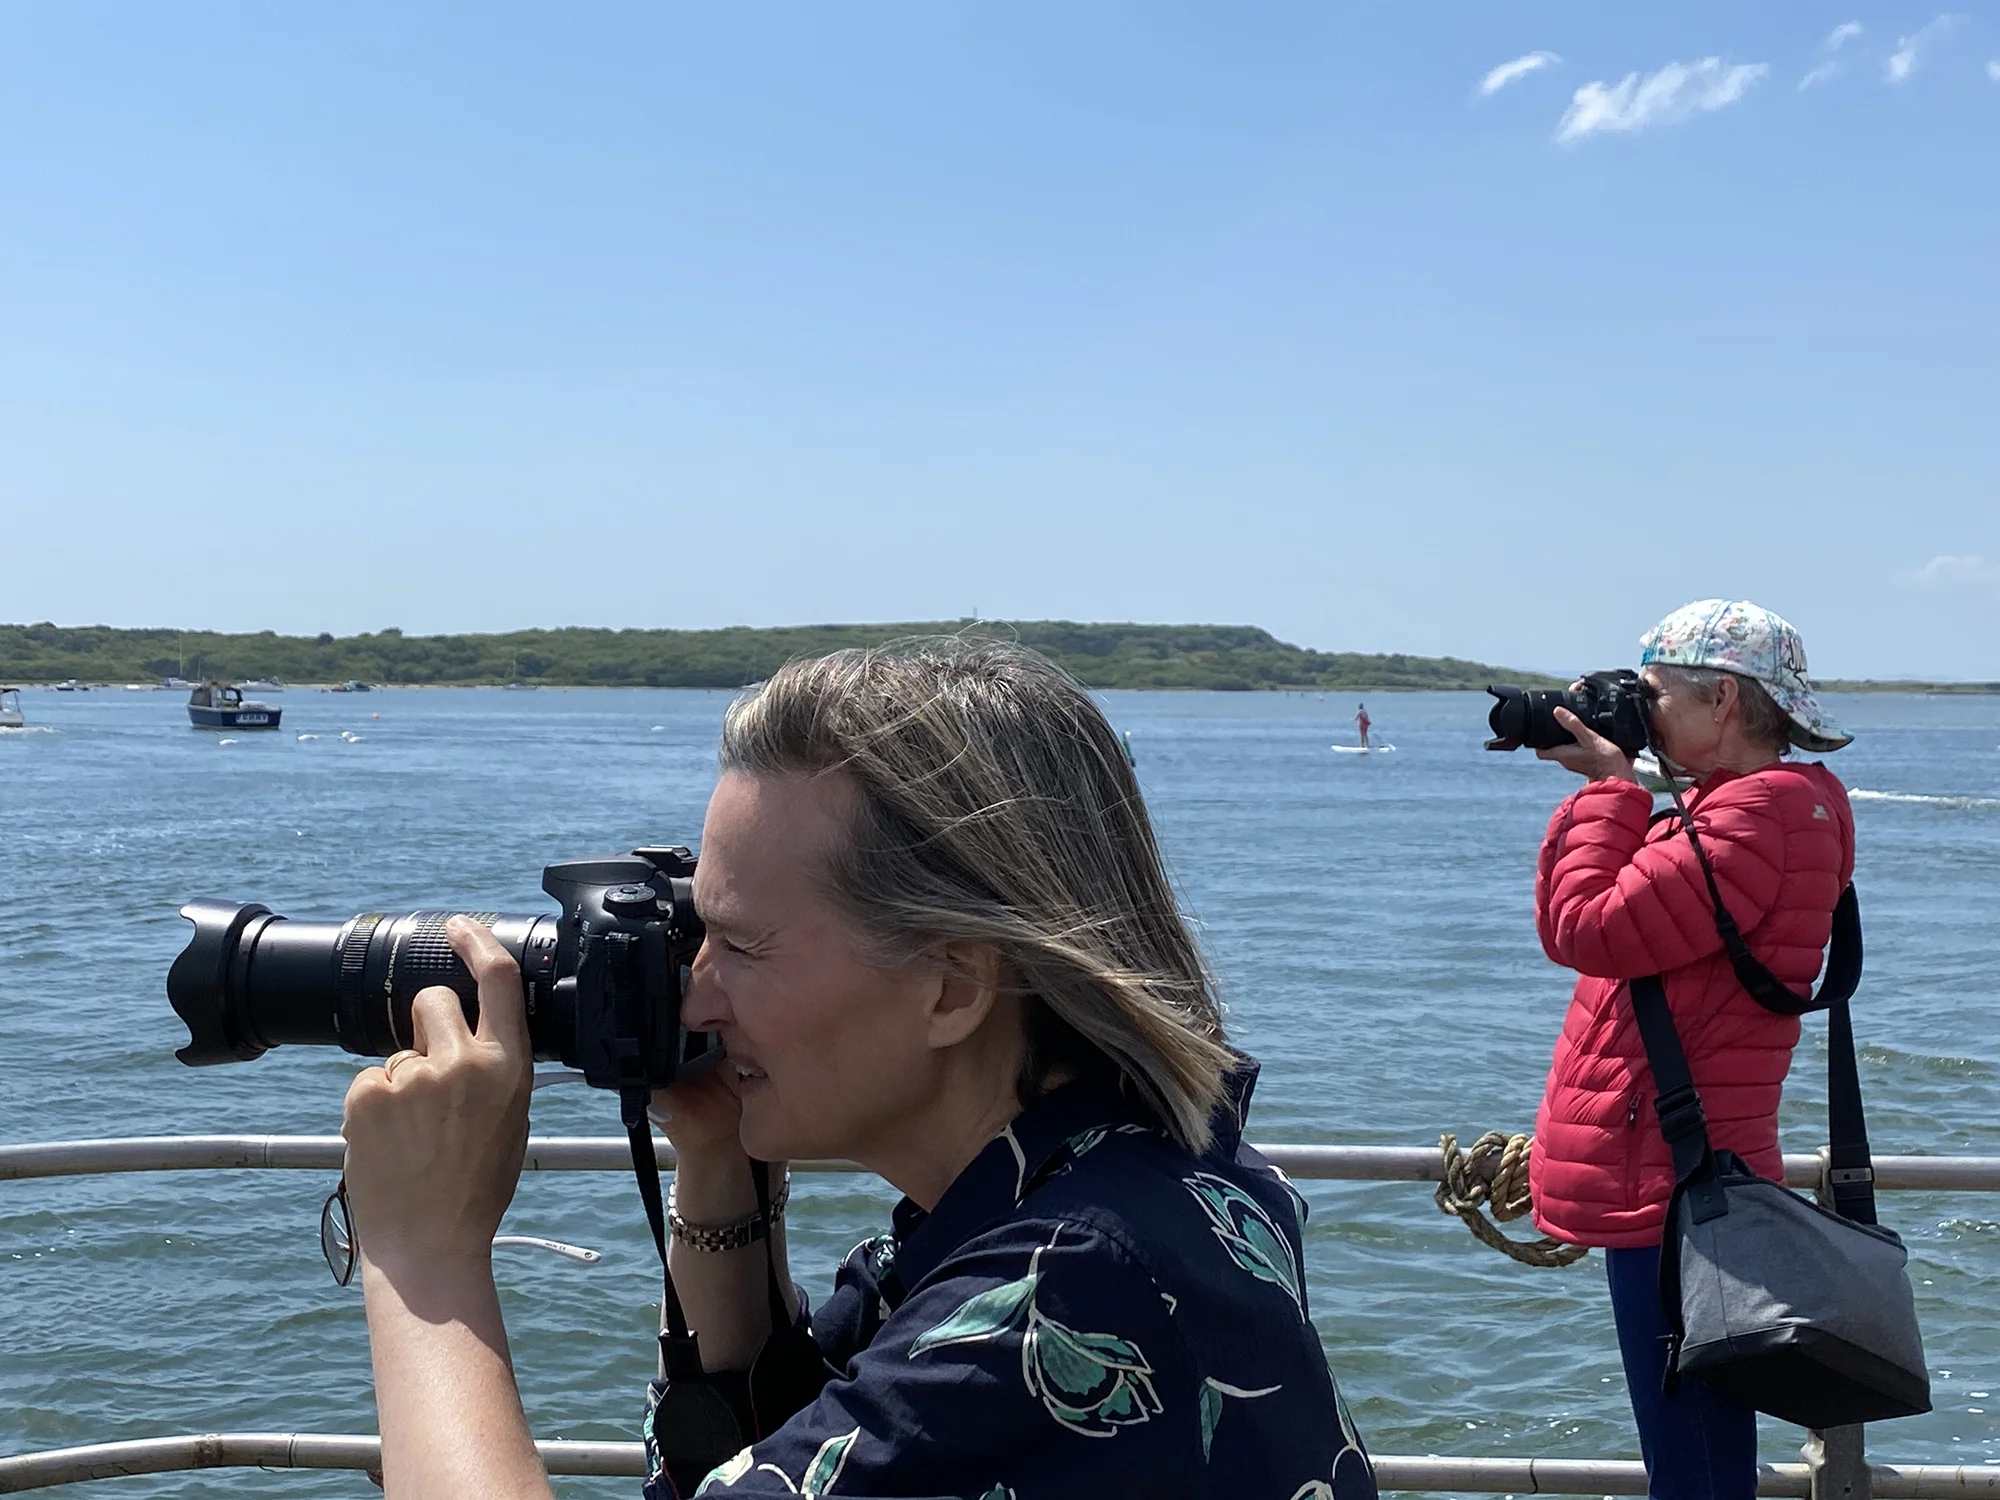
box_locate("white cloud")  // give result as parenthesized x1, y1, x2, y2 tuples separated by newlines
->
(1556, 58, 1768, 143)
(1902, 555, 2000, 589)
(1802, 21, 1864, 88)
(1987, 59, 2000, 82)
(1476, 51, 1562, 99)
(1886, 14, 1963, 84)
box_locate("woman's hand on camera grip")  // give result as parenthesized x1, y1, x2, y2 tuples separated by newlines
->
(650, 1059, 747, 1156)
(340, 916, 533, 1277)
(1538, 704, 1640, 784)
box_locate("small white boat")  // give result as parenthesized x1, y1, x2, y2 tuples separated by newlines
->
(0, 687, 23, 729)
(161, 676, 192, 690)
(239, 677, 286, 692)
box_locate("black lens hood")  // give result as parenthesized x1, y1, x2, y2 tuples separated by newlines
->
(168, 899, 274, 1065)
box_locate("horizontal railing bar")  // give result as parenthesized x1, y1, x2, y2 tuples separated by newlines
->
(5, 1136, 2000, 1192)
(4, 1435, 1998, 1496)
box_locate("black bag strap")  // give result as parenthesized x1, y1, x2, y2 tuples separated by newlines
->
(1632, 770, 1877, 1224)
(1628, 975, 1729, 1223)
(1822, 971, 1880, 1225)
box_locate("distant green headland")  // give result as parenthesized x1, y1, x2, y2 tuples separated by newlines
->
(1814, 678, 2000, 694)
(1, 621, 1567, 692)
(6, 622, 1989, 693)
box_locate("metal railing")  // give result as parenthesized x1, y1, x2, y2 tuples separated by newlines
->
(5, 1135, 1999, 1496)
(6, 1432, 2000, 1496)
(7, 1135, 2000, 1190)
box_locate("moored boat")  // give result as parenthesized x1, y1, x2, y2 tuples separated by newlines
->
(0, 687, 23, 729)
(186, 682, 283, 731)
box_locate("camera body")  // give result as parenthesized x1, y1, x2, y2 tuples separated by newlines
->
(167, 846, 717, 1092)
(1484, 669, 1653, 755)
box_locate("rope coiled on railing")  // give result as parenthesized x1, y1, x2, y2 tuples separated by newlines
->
(1434, 1131, 1589, 1268)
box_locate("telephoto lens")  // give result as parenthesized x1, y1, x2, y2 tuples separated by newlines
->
(167, 902, 559, 1063)
(165, 848, 717, 1091)
(1483, 686, 1587, 751)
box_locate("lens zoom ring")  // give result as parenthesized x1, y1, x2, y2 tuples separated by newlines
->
(391, 912, 502, 988)
(340, 915, 383, 980)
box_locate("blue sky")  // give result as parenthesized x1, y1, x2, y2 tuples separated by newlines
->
(2, 4, 1995, 678)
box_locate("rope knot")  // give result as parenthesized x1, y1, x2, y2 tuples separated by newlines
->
(1435, 1130, 1589, 1268)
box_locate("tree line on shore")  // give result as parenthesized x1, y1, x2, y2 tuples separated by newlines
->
(0, 621, 1568, 692)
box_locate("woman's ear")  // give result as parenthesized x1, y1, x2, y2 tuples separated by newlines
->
(1713, 673, 1739, 723)
(924, 942, 1003, 1050)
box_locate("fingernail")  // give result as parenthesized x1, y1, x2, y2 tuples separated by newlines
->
(445, 915, 470, 936)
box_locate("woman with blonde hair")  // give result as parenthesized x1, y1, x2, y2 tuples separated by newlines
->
(340, 639, 1375, 1500)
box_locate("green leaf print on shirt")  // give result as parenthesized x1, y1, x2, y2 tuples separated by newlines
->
(1183, 1172, 1303, 1311)
(1023, 1310, 1164, 1436)
(694, 1447, 752, 1495)
(800, 1427, 859, 1496)
(1198, 1376, 1282, 1461)
(906, 1270, 1038, 1357)
(909, 1228, 1164, 1438)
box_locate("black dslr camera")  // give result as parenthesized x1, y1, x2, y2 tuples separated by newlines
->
(1484, 669, 1653, 755)
(167, 847, 717, 1090)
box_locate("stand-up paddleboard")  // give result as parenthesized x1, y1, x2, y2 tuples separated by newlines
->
(1330, 744, 1394, 754)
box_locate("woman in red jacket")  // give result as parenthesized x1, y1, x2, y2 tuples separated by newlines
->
(1527, 600, 1855, 1500)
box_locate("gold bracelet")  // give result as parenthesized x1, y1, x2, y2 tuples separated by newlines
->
(667, 1173, 790, 1253)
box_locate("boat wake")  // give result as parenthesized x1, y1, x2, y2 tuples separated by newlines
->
(0, 725, 55, 735)
(1851, 789, 2000, 810)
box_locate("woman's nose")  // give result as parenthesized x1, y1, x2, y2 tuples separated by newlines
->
(680, 941, 731, 1031)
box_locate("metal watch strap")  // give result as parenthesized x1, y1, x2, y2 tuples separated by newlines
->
(669, 1171, 791, 1252)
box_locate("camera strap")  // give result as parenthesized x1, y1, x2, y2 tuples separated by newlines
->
(621, 1087, 701, 1372)
(620, 1088, 830, 1493)
(1642, 769, 1875, 1224)
(1652, 778, 1861, 1018)
(622, 1087, 742, 1495)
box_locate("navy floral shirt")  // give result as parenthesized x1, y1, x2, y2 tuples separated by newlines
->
(643, 1060, 1375, 1500)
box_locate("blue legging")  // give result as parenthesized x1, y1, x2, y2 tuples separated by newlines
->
(1604, 1244, 1758, 1500)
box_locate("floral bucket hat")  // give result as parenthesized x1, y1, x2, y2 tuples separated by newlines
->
(1639, 599, 1852, 753)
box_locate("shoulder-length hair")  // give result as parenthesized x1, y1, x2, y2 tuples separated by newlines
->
(718, 638, 1233, 1152)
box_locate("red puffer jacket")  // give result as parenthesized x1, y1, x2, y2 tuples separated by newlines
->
(1528, 761, 1855, 1248)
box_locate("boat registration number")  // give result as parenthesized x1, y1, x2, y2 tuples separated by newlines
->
(236, 714, 270, 725)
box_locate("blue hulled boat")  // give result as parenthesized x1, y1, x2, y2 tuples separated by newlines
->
(186, 682, 283, 731)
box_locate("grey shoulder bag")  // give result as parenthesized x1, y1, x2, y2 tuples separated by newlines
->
(1630, 795, 1930, 1429)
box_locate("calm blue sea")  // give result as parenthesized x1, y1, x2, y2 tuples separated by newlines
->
(4, 686, 1997, 1494)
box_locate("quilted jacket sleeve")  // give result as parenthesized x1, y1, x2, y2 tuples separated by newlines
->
(1536, 775, 1789, 980)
